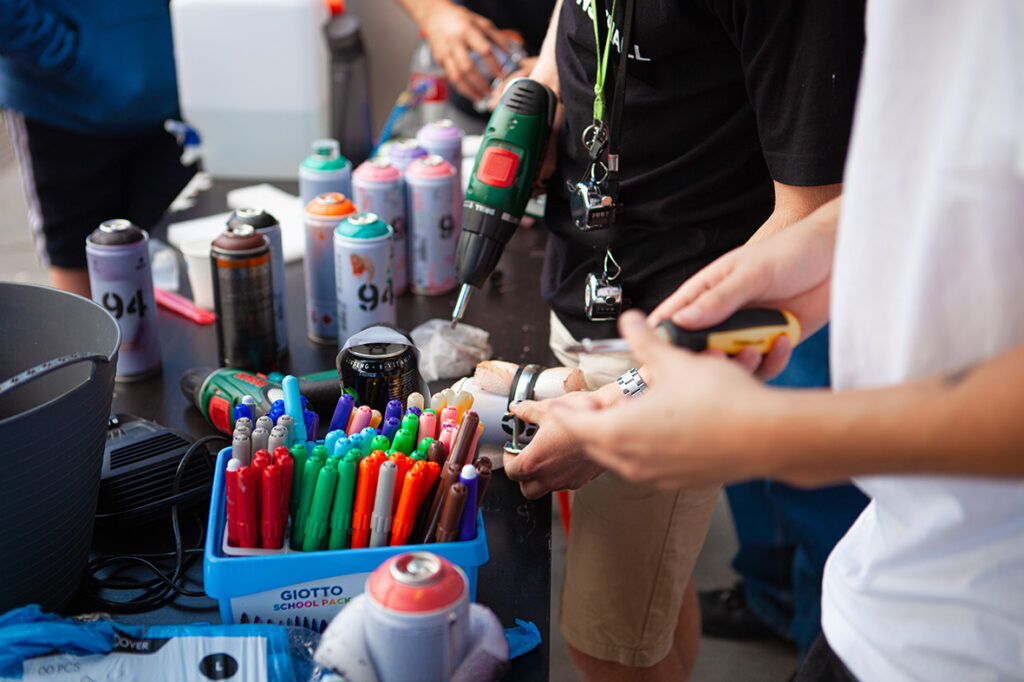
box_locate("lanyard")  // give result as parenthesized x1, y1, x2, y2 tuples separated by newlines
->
(589, 0, 618, 123)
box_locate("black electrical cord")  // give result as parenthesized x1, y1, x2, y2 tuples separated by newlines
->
(84, 434, 229, 612)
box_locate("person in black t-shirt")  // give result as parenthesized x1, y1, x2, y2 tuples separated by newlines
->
(501, 0, 865, 679)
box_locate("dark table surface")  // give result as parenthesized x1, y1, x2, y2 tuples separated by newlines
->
(84, 180, 555, 681)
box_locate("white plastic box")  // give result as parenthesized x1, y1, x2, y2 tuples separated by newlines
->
(170, 0, 330, 178)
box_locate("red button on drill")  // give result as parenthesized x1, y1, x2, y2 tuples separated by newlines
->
(209, 396, 231, 433)
(477, 147, 520, 188)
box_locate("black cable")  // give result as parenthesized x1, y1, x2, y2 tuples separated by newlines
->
(84, 435, 229, 612)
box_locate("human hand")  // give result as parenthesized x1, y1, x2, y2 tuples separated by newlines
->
(547, 311, 778, 489)
(503, 390, 616, 499)
(649, 203, 840, 379)
(487, 56, 538, 110)
(418, 0, 510, 101)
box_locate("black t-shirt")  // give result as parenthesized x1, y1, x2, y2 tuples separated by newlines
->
(543, 0, 865, 340)
(462, 0, 557, 54)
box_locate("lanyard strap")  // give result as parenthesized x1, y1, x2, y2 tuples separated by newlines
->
(604, 0, 633, 202)
(589, 0, 618, 123)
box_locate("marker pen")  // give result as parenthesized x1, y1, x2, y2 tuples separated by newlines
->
(273, 447, 293, 526)
(474, 461, 492, 508)
(381, 416, 401, 443)
(391, 428, 415, 455)
(406, 406, 422, 418)
(441, 388, 456, 409)
(303, 409, 319, 442)
(233, 404, 250, 425)
(234, 417, 253, 434)
(420, 460, 462, 543)
(360, 426, 378, 457)
(261, 463, 285, 549)
(369, 460, 398, 547)
(268, 425, 288, 453)
(415, 436, 435, 457)
(430, 391, 446, 412)
(426, 440, 447, 466)
(370, 434, 391, 454)
(389, 452, 411, 513)
(241, 395, 257, 420)
(277, 414, 295, 448)
(410, 450, 427, 462)
(332, 435, 352, 458)
(401, 413, 419, 442)
(390, 465, 425, 546)
(291, 448, 326, 548)
(256, 415, 274, 434)
(384, 399, 403, 425)
(351, 452, 386, 548)
(347, 405, 372, 435)
(232, 432, 252, 467)
(288, 442, 308, 518)
(281, 375, 305, 444)
(369, 409, 382, 429)
(251, 449, 271, 510)
(435, 483, 468, 543)
(302, 461, 339, 551)
(251, 426, 269, 454)
(328, 392, 355, 433)
(468, 421, 484, 465)
(439, 406, 458, 426)
(325, 429, 343, 455)
(448, 411, 479, 467)
(458, 465, 478, 541)
(410, 459, 443, 541)
(453, 390, 473, 424)
(236, 465, 259, 548)
(327, 450, 360, 549)
(406, 392, 425, 411)
(417, 411, 437, 447)
(268, 400, 285, 425)
(225, 458, 242, 546)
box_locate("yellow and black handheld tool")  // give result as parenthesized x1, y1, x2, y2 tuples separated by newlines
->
(564, 308, 801, 355)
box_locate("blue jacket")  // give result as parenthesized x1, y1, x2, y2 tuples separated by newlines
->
(0, 0, 180, 134)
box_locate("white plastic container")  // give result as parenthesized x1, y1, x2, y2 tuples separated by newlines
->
(171, 0, 330, 179)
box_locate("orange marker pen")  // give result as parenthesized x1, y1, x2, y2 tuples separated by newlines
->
(389, 452, 412, 514)
(350, 451, 385, 548)
(390, 466, 425, 546)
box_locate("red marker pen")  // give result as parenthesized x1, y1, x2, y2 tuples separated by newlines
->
(350, 451, 386, 548)
(251, 449, 271, 513)
(225, 458, 241, 546)
(273, 447, 293, 528)
(261, 463, 285, 549)
(236, 465, 259, 548)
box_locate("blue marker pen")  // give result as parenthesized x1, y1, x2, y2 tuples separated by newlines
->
(325, 430, 344, 455)
(328, 393, 355, 433)
(360, 427, 378, 457)
(241, 395, 257, 420)
(458, 464, 478, 541)
(405, 406, 422, 417)
(384, 399, 403, 426)
(333, 435, 352, 458)
(233, 404, 249, 425)
(304, 409, 319, 442)
(348, 432, 365, 457)
(382, 416, 401, 443)
(282, 375, 305, 443)
(268, 399, 286, 425)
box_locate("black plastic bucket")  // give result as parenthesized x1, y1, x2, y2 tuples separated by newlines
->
(0, 283, 120, 612)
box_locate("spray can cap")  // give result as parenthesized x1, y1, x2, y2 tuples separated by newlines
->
(89, 219, 145, 245)
(303, 139, 350, 171)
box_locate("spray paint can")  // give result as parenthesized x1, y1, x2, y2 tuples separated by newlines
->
(304, 192, 357, 344)
(386, 138, 427, 172)
(364, 551, 470, 682)
(416, 119, 464, 183)
(299, 139, 352, 209)
(334, 212, 396, 343)
(406, 155, 458, 295)
(352, 159, 408, 296)
(210, 224, 278, 371)
(228, 208, 288, 358)
(85, 219, 161, 381)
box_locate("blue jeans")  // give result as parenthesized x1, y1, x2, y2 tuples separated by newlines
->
(725, 326, 868, 658)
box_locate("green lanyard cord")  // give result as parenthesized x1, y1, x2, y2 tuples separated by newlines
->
(590, 0, 618, 122)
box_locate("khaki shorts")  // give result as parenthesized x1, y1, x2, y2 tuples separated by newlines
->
(550, 313, 720, 667)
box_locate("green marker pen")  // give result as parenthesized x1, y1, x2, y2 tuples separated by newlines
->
(302, 463, 339, 551)
(291, 449, 325, 548)
(327, 451, 360, 550)
(288, 443, 308, 519)
(401, 413, 419, 442)
(416, 436, 436, 456)
(411, 449, 427, 461)
(391, 428, 415, 455)
(370, 434, 391, 454)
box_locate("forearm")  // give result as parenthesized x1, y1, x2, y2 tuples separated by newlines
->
(749, 182, 842, 243)
(757, 342, 1024, 485)
(529, 0, 562, 94)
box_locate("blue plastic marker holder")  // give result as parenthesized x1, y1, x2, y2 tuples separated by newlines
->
(204, 447, 489, 629)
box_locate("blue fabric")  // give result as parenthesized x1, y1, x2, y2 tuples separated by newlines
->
(726, 326, 868, 658)
(0, 0, 180, 134)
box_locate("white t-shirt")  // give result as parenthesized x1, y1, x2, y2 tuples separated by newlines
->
(826, 1, 1024, 680)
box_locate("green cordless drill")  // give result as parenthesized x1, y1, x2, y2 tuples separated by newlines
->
(451, 78, 556, 326)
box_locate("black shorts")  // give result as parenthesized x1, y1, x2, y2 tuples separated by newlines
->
(4, 112, 195, 269)
(793, 634, 861, 682)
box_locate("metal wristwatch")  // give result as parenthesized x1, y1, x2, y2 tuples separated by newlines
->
(616, 367, 648, 398)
